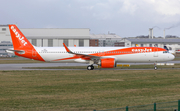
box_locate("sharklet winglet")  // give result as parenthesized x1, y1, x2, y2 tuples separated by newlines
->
(63, 43, 73, 53)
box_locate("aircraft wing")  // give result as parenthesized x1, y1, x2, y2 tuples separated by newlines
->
(63, 43, 100, 60)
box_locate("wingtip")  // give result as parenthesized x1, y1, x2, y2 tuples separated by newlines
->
(63, 43, 71, 53)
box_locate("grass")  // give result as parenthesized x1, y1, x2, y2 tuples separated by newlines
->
(0, 70, 180, 111)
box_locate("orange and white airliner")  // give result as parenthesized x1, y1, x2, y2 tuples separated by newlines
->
(7, 24, 175, 70)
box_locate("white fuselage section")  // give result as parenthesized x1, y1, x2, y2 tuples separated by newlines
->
(34, 47, 174, 63)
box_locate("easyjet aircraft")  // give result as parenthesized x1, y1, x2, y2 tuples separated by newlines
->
(7, 24, 175, 70)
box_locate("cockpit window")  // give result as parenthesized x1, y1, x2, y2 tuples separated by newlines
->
(163, 51, 169, 53)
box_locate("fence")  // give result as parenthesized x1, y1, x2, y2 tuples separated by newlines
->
(94, 100, 180, 111)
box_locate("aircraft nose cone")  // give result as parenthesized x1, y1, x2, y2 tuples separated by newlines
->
(169, 54, 175, 60)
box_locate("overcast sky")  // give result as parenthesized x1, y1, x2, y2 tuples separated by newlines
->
(1, 0, 180, 37)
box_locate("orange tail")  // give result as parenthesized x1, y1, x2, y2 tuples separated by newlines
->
(8, 24, 45, 61)
(9, 24, 33, 50)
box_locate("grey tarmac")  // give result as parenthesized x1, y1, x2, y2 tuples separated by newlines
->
(0, 61, 179, 70)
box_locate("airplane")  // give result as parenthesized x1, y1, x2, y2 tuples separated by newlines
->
(6, 24, 175, 70)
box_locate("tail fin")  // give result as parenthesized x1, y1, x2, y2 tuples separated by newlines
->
(8, 24, 45, 61)
(9, 24, 33, 50)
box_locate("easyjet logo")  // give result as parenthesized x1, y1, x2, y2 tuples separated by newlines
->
(11, 26, 27, 46)
(132, 48, 152, 52)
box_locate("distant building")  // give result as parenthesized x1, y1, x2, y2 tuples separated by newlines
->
(21, 28, 90, 47)
(0, 25, 90, 47)
(90, 34, 129, 47)
(89, 39, 99, 47)
(126, 38, 180, 51)
(0, 41, 13, 56)
(0, 24, 91, 56)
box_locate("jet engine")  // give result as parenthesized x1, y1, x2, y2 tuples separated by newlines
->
(100, 58, 116, 68)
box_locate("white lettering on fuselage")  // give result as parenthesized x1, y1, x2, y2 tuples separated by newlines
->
(11, 26, 27, 46)
(132, 48, 152, 52)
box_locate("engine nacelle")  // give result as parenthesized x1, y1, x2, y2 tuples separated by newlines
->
(100, 58, 116, 68)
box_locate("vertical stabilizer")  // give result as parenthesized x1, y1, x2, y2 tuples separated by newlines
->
(9, 24, 33, 50)
(8, 24, 45, 61)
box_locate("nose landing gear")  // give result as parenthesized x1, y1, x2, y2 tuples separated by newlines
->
(154, 63, 157, 70)
(154, 66, 157, 70)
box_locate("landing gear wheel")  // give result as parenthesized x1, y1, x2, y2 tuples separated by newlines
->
(91, 65, 94, 70)
(87, 65, 91, 70)
(87, 65, 94, 70)
(154, 66, 157, 70)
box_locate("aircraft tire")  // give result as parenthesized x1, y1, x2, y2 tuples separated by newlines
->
(87, 65, 92, 70)
(154, 66, 157, 70)
(91, 65, 94, 70)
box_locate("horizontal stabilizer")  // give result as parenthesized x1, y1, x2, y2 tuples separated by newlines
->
(6, 49, 25, 54)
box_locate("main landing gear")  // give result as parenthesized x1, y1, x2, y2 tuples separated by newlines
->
(87, 65, 94, 70)
(154, 62, 157, 70)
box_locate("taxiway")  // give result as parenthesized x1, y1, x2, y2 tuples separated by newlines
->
(0, 61, 179, 70)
